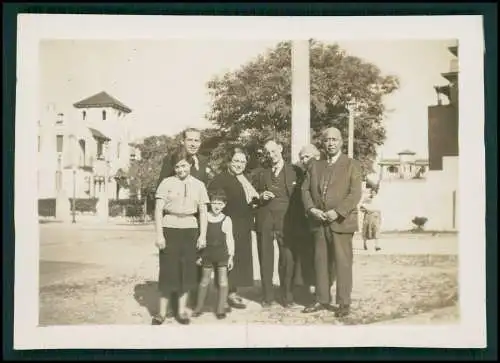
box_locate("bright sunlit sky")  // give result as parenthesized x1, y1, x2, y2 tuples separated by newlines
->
(40, 39, 456, 159)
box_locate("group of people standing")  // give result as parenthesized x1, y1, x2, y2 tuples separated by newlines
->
(151, 125, 373, 325)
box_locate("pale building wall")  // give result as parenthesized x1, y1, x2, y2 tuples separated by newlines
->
(38, 102, 134, 205)
(376, 155, 459, 232)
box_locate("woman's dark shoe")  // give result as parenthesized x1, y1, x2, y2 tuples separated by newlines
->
(227, 296, 246, 309)
(176, 313, 191, 325)
(151, 315, 166, 325)
(216, 313, 227, 320)
(375, 247, 381, 252)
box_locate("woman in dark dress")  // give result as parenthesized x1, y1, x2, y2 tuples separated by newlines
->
(208, 146, 259, 309)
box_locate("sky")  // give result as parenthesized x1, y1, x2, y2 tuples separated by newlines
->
(39, 38, 455, 159)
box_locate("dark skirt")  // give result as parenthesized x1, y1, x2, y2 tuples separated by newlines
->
(363, 212, 381, 240)
(158, 227, 198, 296)
(229, 217, 254, 289)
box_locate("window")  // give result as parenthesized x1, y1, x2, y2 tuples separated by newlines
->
(97, 141, 104, 159)
(102, 110, 107, 120)
(56, 135, 64, 153)
(56, 113, 64, 125)
(82, 111, 87, 120)
(79, 139, 86, 166)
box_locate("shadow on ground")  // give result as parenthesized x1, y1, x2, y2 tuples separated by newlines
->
(133, 279, 315, 317)
(237, 281, 315, 307)
(133, 281, 160, 317)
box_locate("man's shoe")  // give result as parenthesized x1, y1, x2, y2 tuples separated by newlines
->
(151, 315, 166, 325)
(176, 313, 191, 325)
(216, 313, 227, 320)
(261, 301, 275, 308)
(334, 304, 350, 318)
(191, 310, 203, 318)
(302, 302, 328, 314)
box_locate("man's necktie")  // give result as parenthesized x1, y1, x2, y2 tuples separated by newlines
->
(192, 155, 199, 171)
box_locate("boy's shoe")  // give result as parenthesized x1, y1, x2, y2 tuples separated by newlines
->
(215, 313, 227, 320)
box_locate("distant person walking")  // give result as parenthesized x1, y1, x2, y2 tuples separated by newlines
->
(360, 187, 382, 252)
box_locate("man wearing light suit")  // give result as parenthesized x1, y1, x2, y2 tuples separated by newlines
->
(301, 127, 362, 317)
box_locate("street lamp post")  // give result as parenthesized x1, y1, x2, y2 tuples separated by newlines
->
(68, 133, 78, 223)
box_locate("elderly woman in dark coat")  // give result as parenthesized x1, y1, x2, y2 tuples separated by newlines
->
(207, 146, 259, 309)
(290, 144, 321, 300)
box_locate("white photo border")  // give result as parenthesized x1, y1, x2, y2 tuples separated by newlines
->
(14, 14, 486, 349)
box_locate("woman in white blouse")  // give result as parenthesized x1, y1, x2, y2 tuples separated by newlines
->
(153, 147, 209, 325)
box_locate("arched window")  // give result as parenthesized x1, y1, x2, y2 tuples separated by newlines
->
(102, 110, 107, 120)
(387, 165, 398, 173)
(82, 110, 86, 120)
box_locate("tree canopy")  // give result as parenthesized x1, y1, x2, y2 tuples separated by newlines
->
(129, 40, 400, 199)
(206, 40, 399, 176)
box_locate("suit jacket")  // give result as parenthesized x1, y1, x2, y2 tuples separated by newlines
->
(301, 154, 362, 233)
(253, 163, 300, 233)
(157, 153, 210, 187)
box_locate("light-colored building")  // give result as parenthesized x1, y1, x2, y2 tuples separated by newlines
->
(372, 41, 459, 232)
(37, 91, 141, 204)
(378, 150, 429, 180)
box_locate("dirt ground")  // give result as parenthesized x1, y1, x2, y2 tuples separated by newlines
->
(39, 223, 459, 326)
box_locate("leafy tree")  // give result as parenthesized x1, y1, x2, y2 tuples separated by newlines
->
(206, 40, 399, 176)
(128, 135, 177, 200)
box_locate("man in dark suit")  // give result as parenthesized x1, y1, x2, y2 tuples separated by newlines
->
(157, 127, 211, 186)
(254, 139, 300, 308)
(301, 127, 362, 317)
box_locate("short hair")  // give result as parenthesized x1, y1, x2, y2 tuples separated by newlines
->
(182, 127, 202, 139)
(299, 144, 320, 158)
(209, 188, 227, 203)
(230, 144, 249, 161)
(170, 145, 193, 167)
(262, 138, 281, 148)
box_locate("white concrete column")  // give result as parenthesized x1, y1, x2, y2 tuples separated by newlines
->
(291, 40, 311, 163)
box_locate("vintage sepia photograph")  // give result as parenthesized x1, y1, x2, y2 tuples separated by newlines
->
(14, 14, 486, 349)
